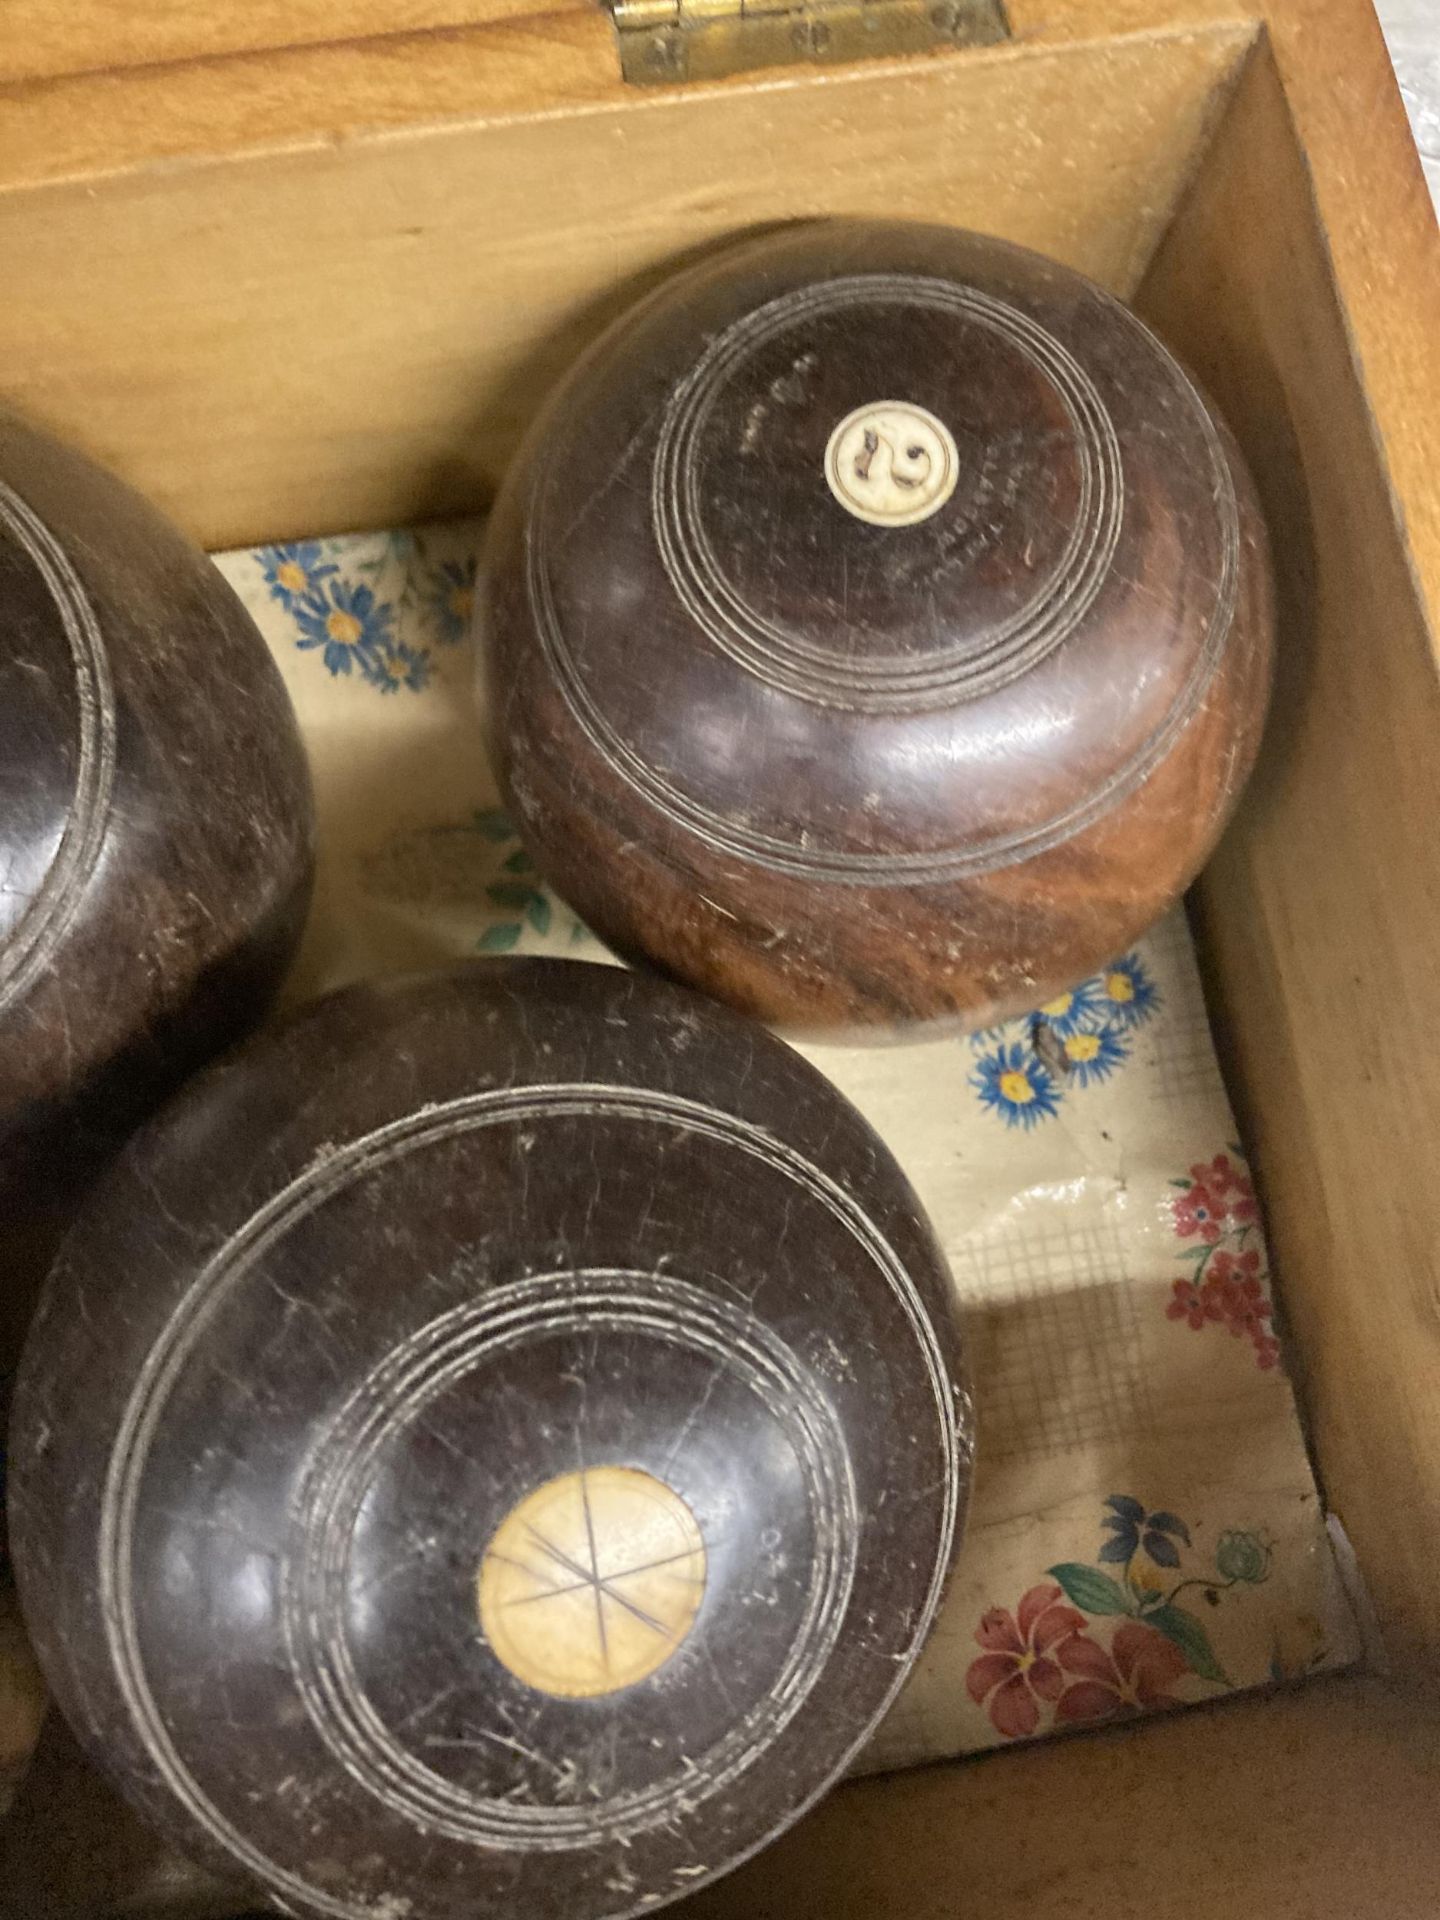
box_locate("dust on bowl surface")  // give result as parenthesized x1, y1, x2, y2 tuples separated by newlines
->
(8, 960, 972, 1920)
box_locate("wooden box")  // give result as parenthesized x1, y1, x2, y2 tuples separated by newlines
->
(4, 0, 1440, 1911)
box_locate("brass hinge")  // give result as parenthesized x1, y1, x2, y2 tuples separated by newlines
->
(608, 0, 1009, 85)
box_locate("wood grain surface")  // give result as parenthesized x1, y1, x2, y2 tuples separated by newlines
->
(1378, 0, 1440, 204)
(8, 1674, 1440, 1919)
(1137, 20, 1440, 1669)
(682, 1671, 1440, 1920)
(0, 26, 1252, 548)
(481, 219, 1274, 1033)
(0, 0, 567, 84)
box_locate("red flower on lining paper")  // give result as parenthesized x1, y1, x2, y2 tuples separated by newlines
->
(1165, 1148, 1280, 1372)
(1053, 1622, 1189, 1725)
(1207, 1249, 1272, 1341)
(1197, 1152, 1259, 1215)
(1172, 1154, 1259, 1243)
(1172, 1182, 1226, 1244)
(965, 1583, 1086, 1738)
(1167, 1275, 1223, 1331)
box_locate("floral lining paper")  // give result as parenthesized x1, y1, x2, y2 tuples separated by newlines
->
(214, 522, 1360, 1770)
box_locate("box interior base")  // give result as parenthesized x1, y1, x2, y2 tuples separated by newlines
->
(8, 1670, 1440, 1918)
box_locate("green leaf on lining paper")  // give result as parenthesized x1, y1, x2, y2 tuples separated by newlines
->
(526, 894, 552, 936)
(478, 922, 521, 952)
(1146, 1603, 1232, 1686)
(1047, 1564, 1133, 1617)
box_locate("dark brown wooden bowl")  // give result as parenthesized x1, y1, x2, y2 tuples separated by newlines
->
(0, 413, 314, 1277)
(478, 221, 1274, 1037)
(8, 959, 971, 1920)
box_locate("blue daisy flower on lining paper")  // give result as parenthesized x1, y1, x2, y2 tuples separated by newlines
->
(1032, 976, 1105, 1039)
(1096, 952, 1161, 1030)
(432, 557, 478, 645)
(1058, 1022, 1131, 1088)
(392, 642, 432, 692)
(294, 579, 395, 679)
(971, 1041, 1060, 1129)
(260, 541, 337, 609)
(365, 640, 433, 695)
